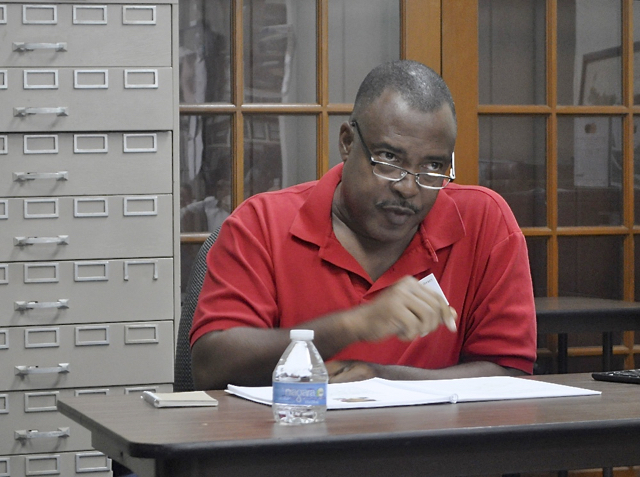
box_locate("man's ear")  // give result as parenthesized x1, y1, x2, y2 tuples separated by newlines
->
(338, 122, 354, 163)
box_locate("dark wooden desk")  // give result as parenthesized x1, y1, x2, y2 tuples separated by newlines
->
(535, 297, 640, 373)
(58, 374, 640, 477)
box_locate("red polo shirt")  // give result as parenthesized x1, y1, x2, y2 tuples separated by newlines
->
(191, 164, 537, 373)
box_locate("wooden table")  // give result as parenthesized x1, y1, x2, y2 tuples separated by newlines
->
(58, 374, 640, 477)
(535, 297, 640, 373)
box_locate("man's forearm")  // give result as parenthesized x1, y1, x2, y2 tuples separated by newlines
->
(381, 361, 527, 380)
(191, 310, 364, 390)
(191, 327, 292, 390)
(328, 360, 527, 383)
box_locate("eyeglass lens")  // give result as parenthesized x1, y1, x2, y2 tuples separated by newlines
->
(352, 121, 452, 189)
(372, 162, 449, 187)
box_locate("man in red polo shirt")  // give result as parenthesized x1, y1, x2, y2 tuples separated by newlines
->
(190, 60, 536, 390)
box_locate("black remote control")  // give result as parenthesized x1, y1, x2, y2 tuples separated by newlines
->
(592, 369, 640, 384)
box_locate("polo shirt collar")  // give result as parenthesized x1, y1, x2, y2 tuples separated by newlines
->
(290, 164, 342, 246)
(290, 164, 466, 283)
(421, 186, 466, 252)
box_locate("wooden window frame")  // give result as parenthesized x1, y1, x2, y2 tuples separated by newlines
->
(179, 0, 440, 243)
(444, 0, 639, 369)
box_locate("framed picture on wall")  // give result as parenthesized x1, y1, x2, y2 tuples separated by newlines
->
(579, 44, 624, 106)
(576, 44, 631, 189)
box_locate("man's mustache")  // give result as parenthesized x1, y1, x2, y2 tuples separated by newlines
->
(376, 200, 420, 214)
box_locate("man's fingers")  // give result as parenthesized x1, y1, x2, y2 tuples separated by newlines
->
(328, 361, 375, 383)
(443, 306, 458, 332)
(326, 360, 353, 378)
(398, 288, 454, 338)
(362, 276, 458, 342)
(410, 284, 458, 335)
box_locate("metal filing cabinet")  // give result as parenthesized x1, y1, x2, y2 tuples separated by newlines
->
(0, 1, 179, 475)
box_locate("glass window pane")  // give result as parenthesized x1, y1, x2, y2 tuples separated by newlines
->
(634, 1, 640, 104)
(479, 115, 547, 227)
(567, 334, 624, 372)
(329, 115, 350, 169)
(557, 0, 622, 105)
(180, 115, 232, 233)
(526, 237, 547, 297)
(179, 0, 231, 104)
(558, 236, 624, 299)
(244, 115, 316, 198)
(634, 116, 640, 224)
(557, 116, 623, 226)
(478, 0, 546, 105)
(328, 0, 400, 103)
(636, 235, 640, 301)
(243, 0, 316, 103)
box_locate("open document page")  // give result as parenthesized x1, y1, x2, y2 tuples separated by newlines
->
(226, 376, 600, 410)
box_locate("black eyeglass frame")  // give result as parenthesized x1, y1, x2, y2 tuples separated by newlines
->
(350, 120, 456, 190)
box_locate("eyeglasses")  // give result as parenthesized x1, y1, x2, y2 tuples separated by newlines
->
(351, 120, 455, 190)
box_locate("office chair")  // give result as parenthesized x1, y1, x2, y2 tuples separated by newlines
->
(174, 226, 220, 392)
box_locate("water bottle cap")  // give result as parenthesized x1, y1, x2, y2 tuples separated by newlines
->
(290, 329, 314, 341)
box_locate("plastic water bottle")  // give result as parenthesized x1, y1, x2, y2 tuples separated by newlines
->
(272, 329, 328, 425)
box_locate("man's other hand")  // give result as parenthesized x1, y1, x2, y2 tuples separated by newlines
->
(327, 360, 378, 383)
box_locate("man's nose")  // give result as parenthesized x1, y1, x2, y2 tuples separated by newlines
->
(390, 173, 420, 197)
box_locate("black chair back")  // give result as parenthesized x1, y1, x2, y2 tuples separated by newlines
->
(174, 227, 220, 392)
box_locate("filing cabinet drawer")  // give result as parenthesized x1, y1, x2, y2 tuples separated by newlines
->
(0, 451, 111, 476)
(0, 67, 173, 132)
(0, 132, 172, 197)
(1, 321, 174, 390)
(0, 258, 174, 326)
(1, 389, 93, 455)
(0, 384, 172, 455)
(0, 195, 173, 261)
(0, 3, 172, 67)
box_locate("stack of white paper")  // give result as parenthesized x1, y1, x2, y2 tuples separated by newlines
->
(227, 376, 600, 410)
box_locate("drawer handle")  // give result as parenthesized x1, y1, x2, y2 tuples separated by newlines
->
(13, 171, 68, 182)
(14, 107, 68, 117)
(14, 235, 69, 246)
(13, 42, 67, 52)
(15, 427, 70, 440)
(15, 363, 70, 376)
(15, 299, 69, 311)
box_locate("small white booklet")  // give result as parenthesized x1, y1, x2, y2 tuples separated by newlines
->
(419, 273, 449, 304)
(227, 376, 600, 410)
(141, 390, 218, 408)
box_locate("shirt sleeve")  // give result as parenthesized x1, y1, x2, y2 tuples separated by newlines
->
(460, 227, 537, 374)
(189, 202, 279, 346)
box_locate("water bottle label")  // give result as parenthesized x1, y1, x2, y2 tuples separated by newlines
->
(272, 382, 327, 406)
